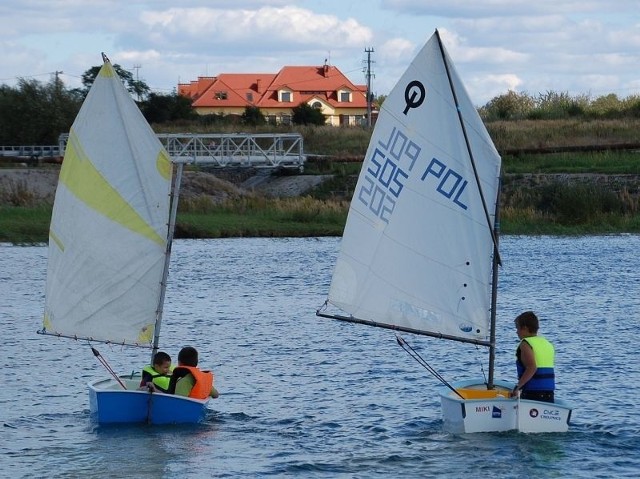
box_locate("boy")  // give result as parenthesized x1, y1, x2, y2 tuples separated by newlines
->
(168, 346, 219, 399)
(140, 351, 173, 393)
(511, 311, 555, 403)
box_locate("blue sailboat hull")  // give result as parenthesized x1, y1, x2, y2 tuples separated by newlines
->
(88, 376, 210, 424)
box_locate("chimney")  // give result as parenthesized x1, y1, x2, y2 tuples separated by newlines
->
(323, 59, 329, 77)
(256, 79, 262, 93)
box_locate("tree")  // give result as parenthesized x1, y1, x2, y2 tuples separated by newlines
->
(141, 92, 197, 124)
(292, 102, 326, 125)
(0, 77, 82, 145)
(81, 64, 150, 100)
(241, 106, 266, 126)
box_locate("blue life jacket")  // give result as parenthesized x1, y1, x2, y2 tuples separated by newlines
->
(516, 336, 555, 391)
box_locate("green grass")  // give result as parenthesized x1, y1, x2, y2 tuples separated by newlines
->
(500, 207, 640, 235)
(0, 199, 349, 244)
(504, 150, 640, 174)
(0, 206, 52, 244)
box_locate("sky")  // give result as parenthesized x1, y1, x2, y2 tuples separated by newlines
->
(1, 0, 639, 105)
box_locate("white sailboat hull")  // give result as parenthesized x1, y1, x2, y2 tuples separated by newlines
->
(88, 375, 210, 424)
(440, 379, 572, 433)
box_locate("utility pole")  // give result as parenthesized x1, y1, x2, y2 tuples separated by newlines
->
(364, 48, 375, 128)
(133, 64, 142, 101)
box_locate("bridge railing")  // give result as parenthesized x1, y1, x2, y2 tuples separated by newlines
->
(0, 145, 61, 159)
(53, 132, 305, 169)
(157, 133, 305, 169)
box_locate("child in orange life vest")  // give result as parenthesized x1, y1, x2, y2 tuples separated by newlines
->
(139, 351, 173, 392)
(171, 346, 219, 399)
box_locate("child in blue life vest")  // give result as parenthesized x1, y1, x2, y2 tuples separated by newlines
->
(140, 351, 173, 392)
(511, 311, 555, 403)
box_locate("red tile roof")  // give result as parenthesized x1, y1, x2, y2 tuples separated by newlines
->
(178, 64, 367, 110)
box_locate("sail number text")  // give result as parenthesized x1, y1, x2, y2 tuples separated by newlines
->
(358, 127, 469, 223)
(421, 158, 468, 210)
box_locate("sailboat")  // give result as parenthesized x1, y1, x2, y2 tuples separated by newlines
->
(38, 55, 209, 424)
(317, 30, 572, 433)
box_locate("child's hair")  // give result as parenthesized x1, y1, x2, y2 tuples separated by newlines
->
(514, 311, 539, 333)
(153, 351, 171, 366)
(178, 346, 198, 367)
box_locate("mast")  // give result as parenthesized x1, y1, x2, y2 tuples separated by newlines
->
(487, 175, 502, 388)
(150, 161, 183, 362)
(434, 29, 503, 376)
(434, 29, 501, 267)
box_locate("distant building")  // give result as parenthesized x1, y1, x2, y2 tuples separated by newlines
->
(178, 63, 370, 126)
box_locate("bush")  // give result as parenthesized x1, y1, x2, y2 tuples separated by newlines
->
(537, 182, 623, 224)
(292, 103, 326, 125)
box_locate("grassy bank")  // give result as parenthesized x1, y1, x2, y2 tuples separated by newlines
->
(2, 119, 640, 244)
(0, 198, 350, 244)
(2, 194, 639, 245)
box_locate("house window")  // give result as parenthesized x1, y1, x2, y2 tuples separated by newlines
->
(340, 91, 351, 102)
(246, 92, 254, 102)
(311, 101, 322, 109)
(280, 91, 292, 102)
(215, 91, 228, 100)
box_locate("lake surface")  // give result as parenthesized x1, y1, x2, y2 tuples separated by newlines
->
(1, 236, 639, 478)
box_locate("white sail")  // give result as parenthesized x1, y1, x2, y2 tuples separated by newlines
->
(43, 59, 173, 345)
(327, 32, 501, 341)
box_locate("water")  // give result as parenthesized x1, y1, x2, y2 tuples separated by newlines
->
(1, 236, 639, 478)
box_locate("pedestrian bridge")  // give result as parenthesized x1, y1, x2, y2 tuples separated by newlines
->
(1, 132, 306, 170)
(157, 133, 305, 169)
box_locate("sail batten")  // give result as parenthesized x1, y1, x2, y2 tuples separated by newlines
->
(43, 60, 172, 346)
(326, 31, 501, 342)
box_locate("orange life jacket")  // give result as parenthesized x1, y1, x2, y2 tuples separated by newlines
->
(172, 365, 214, 399)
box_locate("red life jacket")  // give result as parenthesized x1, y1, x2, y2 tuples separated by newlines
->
(171, 365, 214, 399)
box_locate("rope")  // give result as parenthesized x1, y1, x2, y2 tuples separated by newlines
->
(475, 343, 488, 385)
(91, 347, 126, 390)
(396, 335, 465, 400)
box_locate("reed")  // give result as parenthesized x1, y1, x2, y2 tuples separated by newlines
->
(176, 196, 348, 238)
(488, 118, 640, 151)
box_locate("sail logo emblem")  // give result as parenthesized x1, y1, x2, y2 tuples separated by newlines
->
(358, 127, 421, 223)
(403, 80, 426, 114)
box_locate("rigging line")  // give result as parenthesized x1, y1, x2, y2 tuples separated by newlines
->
(475, 343, 488, 385)
(434, 29, 502, 266)
(396, 335, 465, 400)
(91, 347, 126, 390)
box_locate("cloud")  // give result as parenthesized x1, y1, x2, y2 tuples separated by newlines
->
(1, 0, 639, 102)
(381, 0, 640, 17)
(136, 6, 373, 52)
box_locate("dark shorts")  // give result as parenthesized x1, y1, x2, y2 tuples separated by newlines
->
(521, 390, 554, 403)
